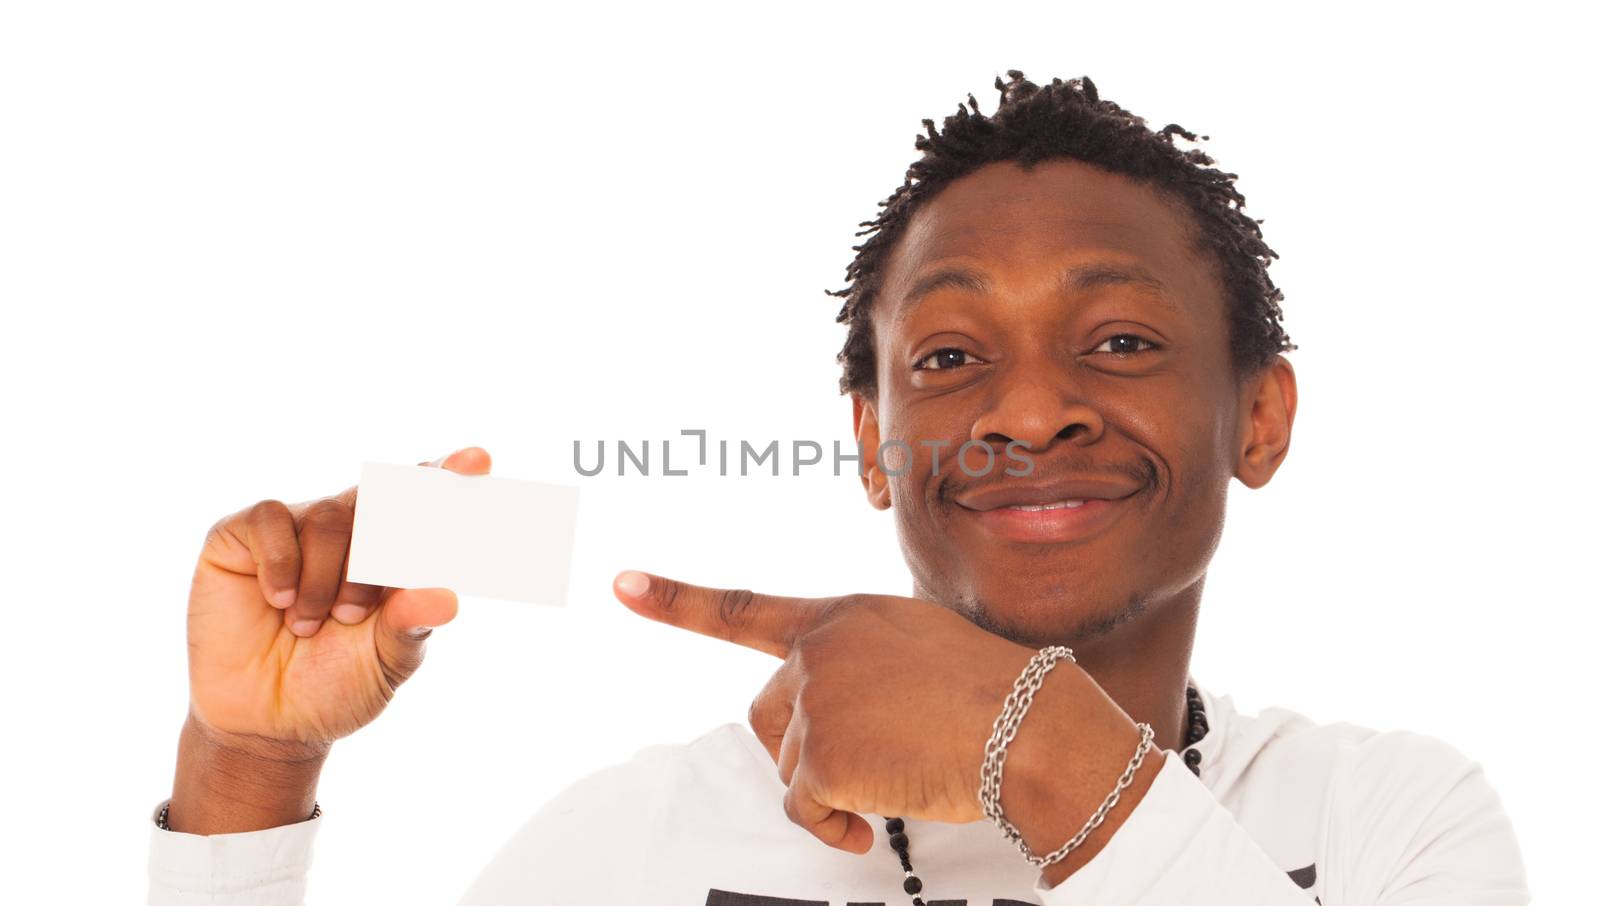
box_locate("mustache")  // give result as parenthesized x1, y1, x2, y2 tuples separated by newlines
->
(939, 452, 1159, 500)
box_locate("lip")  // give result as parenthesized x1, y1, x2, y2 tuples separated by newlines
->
(953, 477, 1142, 511)
(951, 477, 1141, 544)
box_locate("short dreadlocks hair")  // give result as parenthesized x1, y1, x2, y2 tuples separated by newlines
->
(826, 71, 1294, 396)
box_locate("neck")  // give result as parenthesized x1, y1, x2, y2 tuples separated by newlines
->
(919, 575, 1205, 755)
(1069, 578, 1202, 754)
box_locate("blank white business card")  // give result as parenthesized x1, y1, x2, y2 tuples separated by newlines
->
(346, 461, 579, 606)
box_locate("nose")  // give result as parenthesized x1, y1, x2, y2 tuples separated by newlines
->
(968, 369, 1105, 455)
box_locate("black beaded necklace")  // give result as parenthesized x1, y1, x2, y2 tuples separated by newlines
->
(882, 683, 1209, 904)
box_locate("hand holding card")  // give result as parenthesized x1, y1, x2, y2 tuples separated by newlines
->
(171, 447, 521, 834)
(172, 448, 580, 834)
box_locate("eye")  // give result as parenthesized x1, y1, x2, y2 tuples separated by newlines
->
(1092, 334, 1158, 355)
(913, 347, 984, 370)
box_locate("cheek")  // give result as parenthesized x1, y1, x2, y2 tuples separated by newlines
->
(1096, 398, 1232, 592)
(878, 404, 972, 545)
(878, 394, 979, 482)
(1106, 374, 1234, 475)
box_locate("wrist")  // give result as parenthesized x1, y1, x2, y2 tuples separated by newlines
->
(166, 711, 328, 835)
(997, 664, 1162, 887)
(182, 710, 332, 763)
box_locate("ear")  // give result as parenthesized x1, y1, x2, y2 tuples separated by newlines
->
(850, 393, 893, 510)
(1235, 355, 1298, 489)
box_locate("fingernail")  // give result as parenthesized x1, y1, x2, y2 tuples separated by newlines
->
(290, 619, 323, 637)
(615, 570, 650, 597)
(272, 589, 296, 608)
(331, 604, 366, 625)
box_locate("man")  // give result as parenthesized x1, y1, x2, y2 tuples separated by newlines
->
(147, 72, 1530, 904)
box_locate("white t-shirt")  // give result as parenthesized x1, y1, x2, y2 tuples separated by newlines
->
(146, 682, 1531, 904)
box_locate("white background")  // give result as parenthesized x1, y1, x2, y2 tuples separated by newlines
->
(2, 1, 1595, 902)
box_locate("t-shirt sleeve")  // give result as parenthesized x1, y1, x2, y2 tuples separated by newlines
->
(146, 798, 321, 906)
(1319, 729, 1530, 905)
(1033, 735, 1531, 906)
(1032, 750, 1313, 904)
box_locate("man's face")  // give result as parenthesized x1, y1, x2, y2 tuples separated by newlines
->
(857, 158, 1259, 646)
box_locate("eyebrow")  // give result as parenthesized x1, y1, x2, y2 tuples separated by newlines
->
(897, 261, 1174, 318)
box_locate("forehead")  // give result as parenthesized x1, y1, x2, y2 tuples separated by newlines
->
(877, 158, 1217, 320)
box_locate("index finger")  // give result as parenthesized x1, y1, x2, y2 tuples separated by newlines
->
(611, 571, 830, 660)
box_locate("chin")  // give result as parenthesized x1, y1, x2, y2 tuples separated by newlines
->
(933, 567, 1141, 645)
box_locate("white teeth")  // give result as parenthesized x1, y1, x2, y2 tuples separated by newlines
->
(1006, 500, 1086, 511)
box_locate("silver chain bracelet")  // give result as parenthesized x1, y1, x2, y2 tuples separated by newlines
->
(978, 645, 1157, 868)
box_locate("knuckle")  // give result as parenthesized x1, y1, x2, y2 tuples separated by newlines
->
(261, 550, 300, 570)
(209, 500, 277, 545)
(301, 497, 352, 532)
(716, 588, 756, 628)
(378, 644, 426, 696)
(747, 688, 790, 736)
(781, 788, 803, 823)
(203, 515, 230, 547)
(818, 595, 881, 634)
(654, 578, 683, 614)
(828, 593, 868, 613)
(250, 498, 290, 520)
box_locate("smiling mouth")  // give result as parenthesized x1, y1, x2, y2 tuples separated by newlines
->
(956, 495, 1133, 543)
(1003, 500, 1088, 511)
(949, 474, 1144, 543)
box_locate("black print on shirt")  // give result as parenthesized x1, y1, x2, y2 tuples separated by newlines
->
(704, 863, 1319, 905)
(1288, 862, 1320, 904)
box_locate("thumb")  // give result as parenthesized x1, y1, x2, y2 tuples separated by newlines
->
(374, 587, 459, 690)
